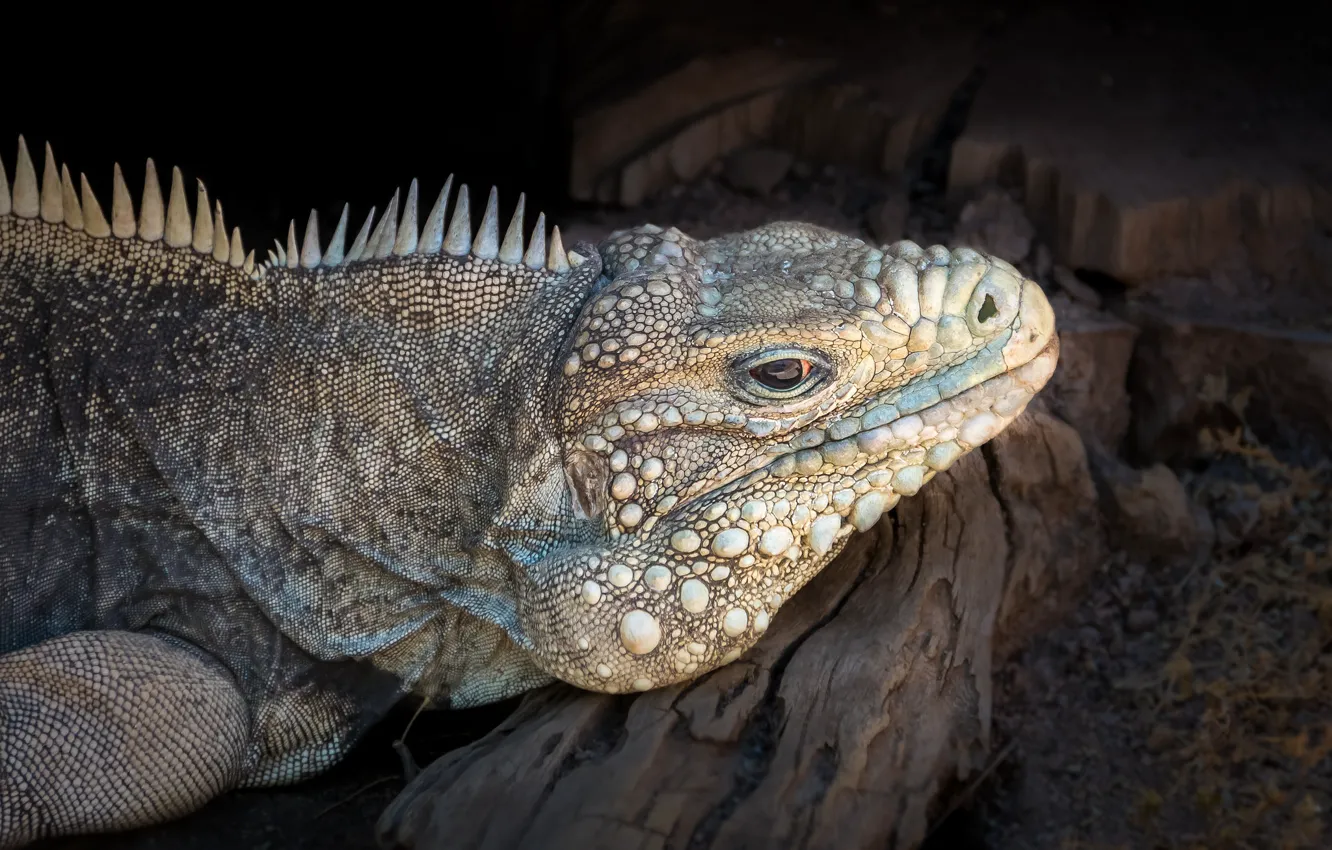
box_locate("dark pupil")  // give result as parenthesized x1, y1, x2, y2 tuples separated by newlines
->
(751, 359, 807, 390)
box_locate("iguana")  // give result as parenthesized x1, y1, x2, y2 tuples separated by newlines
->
(0, 135, 1058, 847)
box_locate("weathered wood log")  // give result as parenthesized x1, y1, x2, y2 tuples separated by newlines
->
(946, 6, 1332, 287)
(569, 48, 834, 207)
(376, 407, 1103, 850)
(561, 0, 984, 208)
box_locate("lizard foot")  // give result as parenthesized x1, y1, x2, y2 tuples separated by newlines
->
(0, 631, 249, 849)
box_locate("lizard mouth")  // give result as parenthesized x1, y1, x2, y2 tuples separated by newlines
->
(524, 334, 1061, 695)
(528, 250, 1061, 696)
(679, 332, 1061, 518)
(654, 270, 1063, 522)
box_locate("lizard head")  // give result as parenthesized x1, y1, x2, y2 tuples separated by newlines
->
(518, 221, 1058, 693)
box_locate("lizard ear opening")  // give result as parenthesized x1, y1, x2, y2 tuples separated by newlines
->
(564, 449, 609, 521)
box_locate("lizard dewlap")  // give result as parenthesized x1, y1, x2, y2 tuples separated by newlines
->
(0, 135, 1057, 846)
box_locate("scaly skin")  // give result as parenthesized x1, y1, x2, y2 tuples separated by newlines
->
(0, 134, 1056, 846)
(524, 223, 1058, 691)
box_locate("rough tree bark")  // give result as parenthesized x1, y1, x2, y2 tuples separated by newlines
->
(376, 405, 1103, 850)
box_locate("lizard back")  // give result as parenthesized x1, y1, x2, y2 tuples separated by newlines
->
(0, 138, 603, 783)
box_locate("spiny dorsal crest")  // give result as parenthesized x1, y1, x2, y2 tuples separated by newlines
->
(260, 177, 576, 275)
(1, 135, 581, 280)
(2, 135, 256, 275)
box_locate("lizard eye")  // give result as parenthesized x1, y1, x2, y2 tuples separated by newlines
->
(750, 358, 810, 390)
(738, 349, 828, 400)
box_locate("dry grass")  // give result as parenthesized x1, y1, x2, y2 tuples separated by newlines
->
(1118, 384, 1332, 849)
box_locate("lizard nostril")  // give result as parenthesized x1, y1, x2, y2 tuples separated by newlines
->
(977, 293, 999, 324)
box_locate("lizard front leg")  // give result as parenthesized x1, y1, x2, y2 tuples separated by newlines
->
(0, 630, 250, 848)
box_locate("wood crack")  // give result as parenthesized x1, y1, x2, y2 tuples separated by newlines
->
(377, 410, 1105, 850)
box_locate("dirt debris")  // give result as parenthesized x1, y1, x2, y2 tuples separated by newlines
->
(973, 391, 1332, 850)
(954, 189, 1036, 264)
(722, 147, 796, 196)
